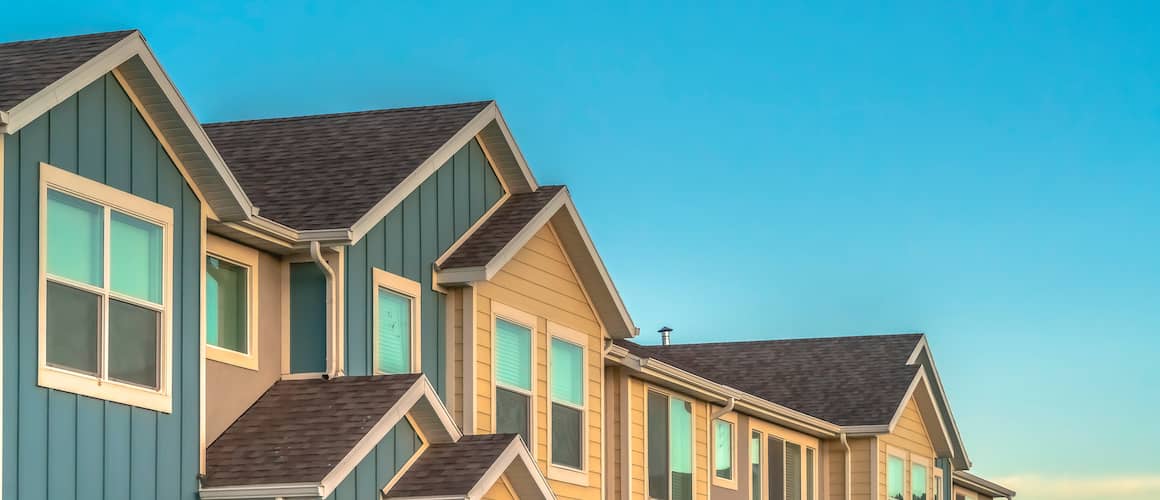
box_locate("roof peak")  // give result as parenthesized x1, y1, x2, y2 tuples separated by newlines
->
(203, 99, 494, 128)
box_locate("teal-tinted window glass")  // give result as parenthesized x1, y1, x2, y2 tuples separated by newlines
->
(647, 392, 670, 500)
(206, 256, 248, 353)
(714, 419, 732, 479)
(377, 288, 412, 374)
(550, 338, 583, 406)
(888, 455, 905, 500)
(110, 211, 163, 303)
(670, 398, 693, 500)
(751, 432, 762, 500)
(496, 318, 531, 390)
(47, 190, 103, 286)
(912, 463, 927, 500)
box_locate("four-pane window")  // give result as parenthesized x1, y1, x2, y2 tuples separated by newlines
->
(495, 316, 533, 445)
(550, 337, 584, 470)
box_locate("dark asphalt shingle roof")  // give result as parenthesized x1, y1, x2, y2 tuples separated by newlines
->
(439, 186, 565, 269)
(204, 374, 421, 487)
(0, 30, 135, 111)
(385, 434, 519, 498)
(616, 334, 924, 426)
(203, 101, 492, 230)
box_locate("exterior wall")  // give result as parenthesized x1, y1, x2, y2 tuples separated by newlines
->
(483, 474, 520, 500)
(710, 413, 750, 500)
(205, 237, 283, 442)
(747, 413, 822, 500)
(848, 437, 873, 500)
(616, 376, 713, 500)
(345, 138, 503, 398)
(877, 397, 936, 500)
(952, 485, 994, 500)
(2, 74, 201, 500)
(604, 366, 625, 500)
(472, 224, 604, 499)
(289, 261, 327, 373)
(324, 417, 422, 500)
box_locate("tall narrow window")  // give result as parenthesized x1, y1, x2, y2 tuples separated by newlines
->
(807, 447, 816, 500)
(934, 469, 944, 500)
(714, 419, 734, 480)
(750, 431, 762, 500)
(39, 164, 173, 413)
(768, 436, 785, 500)
(550, 337, 584, 470)
(912, 462, 928, 500)
(785, 442, 802, 500)
(372, 269, 420, 375)
(495, 313, 533, 446)
(206, 235, 260, 370)
(888, 455, 906, 500)
(647, 391, 693, 500)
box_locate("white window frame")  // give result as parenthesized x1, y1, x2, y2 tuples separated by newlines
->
(712, 412, 738, 489)
(644, 387, 696, 500)
(886, 445, 908, 500)
(490, 301, 536, 450)
(205, 234, 260, 370)
(933, 466, 944, 500)
(910, 454, 932, 500)
(750, 429, 765, 500)
(371, 268, 422, 374)
(37, 163, 174, 413)
(546, 321, 588, 485)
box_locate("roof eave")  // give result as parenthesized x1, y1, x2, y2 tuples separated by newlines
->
(953, 471, 1017, 498)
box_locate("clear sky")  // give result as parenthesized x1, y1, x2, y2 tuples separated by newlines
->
(6, 2, 1158, 499)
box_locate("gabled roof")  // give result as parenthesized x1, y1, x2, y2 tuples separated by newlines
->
(384, 434, 554, 500)
(954, 471, 1016, 498)
(0, 30, 253, 220)
(435, 185, 638, 339)
(202, 374, 460, 498)
(616, 334, 924, 426)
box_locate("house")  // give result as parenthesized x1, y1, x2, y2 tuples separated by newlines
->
(0, 29, 1015, 500)
(952, 472, 1016, 500)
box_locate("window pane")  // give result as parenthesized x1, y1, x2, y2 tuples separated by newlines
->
(496, 387, 530, 446)
(714, 420, 732, 479)
(888, 455, 905, 500)
(786, 442, 802, 500)
(670, 398, 693, 500)
(495, 319, 531, 390)
(206, 256, 248, 354)
(750, 432, 762, 500)
(912, 463, 927, 500)
(110, 212, 163, 303)
(45, 282, 100, 375)
(47, 190, 103, 286)
(550, 338, 583, 406)
(551, 402, 583, 469)
(377, 288, 411, 373)
(647, 392, 669, 500)
(107, 299, 159, 388)
(768, 437, 785, 500)
(807, 448, 816, 500)
(934, 476, 942, 500)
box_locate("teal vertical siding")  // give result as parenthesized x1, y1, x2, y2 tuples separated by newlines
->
(344, 139, 504, 397)
(323, 418, 422, 500)
(290, 262, 328, 373)
(2, 74, 201, 500)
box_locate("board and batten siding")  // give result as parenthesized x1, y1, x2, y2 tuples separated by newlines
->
(344, 138, 503, 397)
(472, 225, 604, 499)
(2, 74, 201, 500)
(324, 418, 422, 500)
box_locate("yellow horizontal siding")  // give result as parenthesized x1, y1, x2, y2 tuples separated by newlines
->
(878, 396, 936, 500)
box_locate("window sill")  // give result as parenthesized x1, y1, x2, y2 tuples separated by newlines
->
(39, 365, 171, 413)
(207, 344, 259, 371)
(712, 474, 738, 490)
(547, 464, 589, 486)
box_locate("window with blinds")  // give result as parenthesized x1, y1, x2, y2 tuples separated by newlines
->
(550, 338, 584, 470)
(807, 447, 816, 500)
(768, 436, 785, 500)
(371, 269, 421, 376)
(496, 317, 533, 445)
(751, 431, 762, 500)
(786, 442, 802, 500)
(646, 391, 693, 500)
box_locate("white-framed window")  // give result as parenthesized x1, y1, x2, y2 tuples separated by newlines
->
(887, 451, 906, 500)
(911, 455, 931, 500)
(712, 414, 737, 488)
(372, 268, 421, 374)
(933, 466, 944, 500)
(807, 446, 817, 500)
(750, 430, 763, 500)
(205, 235, 259, 370)
(647, 389, 694, 500)
(492, 302, 535, 447)
(547, 322, 587, 484)
(38, 163, 173, 413)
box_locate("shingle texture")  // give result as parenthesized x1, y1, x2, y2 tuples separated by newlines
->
(616, 334, 924, 426)
(385, 434, 518, 498)
(203, 101, 491, 230)
(204, 374, 421, 487)
(0, 30, 134, 111)
(439, 186, 565, 269)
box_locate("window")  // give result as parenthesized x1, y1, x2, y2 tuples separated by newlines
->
(807, 447, 816, 500)
(647, 391, 693, 500)
(750, 431, 762, 500)
(887, 454, 906, 500)
(912, 462, 928, 500)
(206, 235, 259, 369)
(934, 468, 944, 500)
(549, 333, 584, 473)
(786, 442, 802, 500)
(372, 269, 421, 374)
(494, 304, 534, 447)
(713, 419, 734, 481)
(767, 436, 785, 500)
(38, 163, 173, 412)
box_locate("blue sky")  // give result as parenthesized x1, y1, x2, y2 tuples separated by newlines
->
(7, 2, 1159, 498)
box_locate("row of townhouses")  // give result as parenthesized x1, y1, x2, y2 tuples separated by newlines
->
(0, 30, 1016, 500)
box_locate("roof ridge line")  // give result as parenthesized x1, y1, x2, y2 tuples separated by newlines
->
(203, 100, 495, 128)
(629, 332, 926, 349)
(0, 29, 137, 48)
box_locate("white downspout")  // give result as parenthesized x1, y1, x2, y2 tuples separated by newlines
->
(310, 241, 341, 379)
(840, 431, 852, 500)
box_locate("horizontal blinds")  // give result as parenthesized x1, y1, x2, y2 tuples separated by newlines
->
(377, 289, 411, 374)
(550, 338, 583, 406)
(496, 319, 532, 390)
(46, 190, 103, 286)
(786, 442, 801, 500)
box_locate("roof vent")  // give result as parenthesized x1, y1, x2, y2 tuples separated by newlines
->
(658, 326, 673, 346)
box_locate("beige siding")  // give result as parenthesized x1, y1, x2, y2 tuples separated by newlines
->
(205, 241, 283, 443)
(878, 396, 936, 500)
(953, 485, 994, 500)
(605, 367, 625, 500)
(629, 377, 647, 498)
(849, 437, 873, 500)
(472, 225, 604, 499)
(483, 474, 520, 500)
